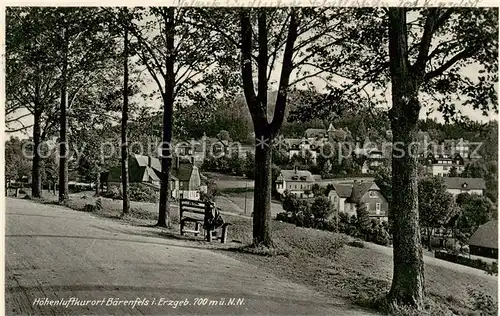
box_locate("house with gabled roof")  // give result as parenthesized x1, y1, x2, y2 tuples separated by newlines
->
(327, 180, 388, 220)
(423, 148, 466, 177)
(105, 154, 206, 200)
(443, 177, 486, 196)
(468, 220, 497, 259)
(276, 167, 316, 198)
(284, 138, 318, 163)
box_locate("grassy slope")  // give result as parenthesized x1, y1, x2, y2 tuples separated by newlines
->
(31, 192, 497, 315)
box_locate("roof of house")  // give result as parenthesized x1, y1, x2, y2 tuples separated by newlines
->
(279, 169, 315, 182)
(134, 154, 161, 171)
(327, 181, 380, 202)
(469, 220, 498, 249)
(313, 174, 322, 181)
(346, 182, 379, 204)
(305, 128, 327, 138)
(171, 162, 197, 182)
(330, 184, 353, 198)
(107, 154, 196, 183)
(443, 177, 486, 190)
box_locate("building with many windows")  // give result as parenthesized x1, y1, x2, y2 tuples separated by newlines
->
(275, 167, 316, 198)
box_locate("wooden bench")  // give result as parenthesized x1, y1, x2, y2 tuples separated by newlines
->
(179, 198, 231, 243)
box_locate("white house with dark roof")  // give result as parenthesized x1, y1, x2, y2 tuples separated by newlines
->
(284, 138, 318, 163)
(327, 181, 388, 220)
(276, 168, 315, 198)
(442, 177, 486, 196)
(423, 149, 466, 177)
(327, 183, 353, 216)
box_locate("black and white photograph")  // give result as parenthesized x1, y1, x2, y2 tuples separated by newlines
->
(2, 4, 499, 315)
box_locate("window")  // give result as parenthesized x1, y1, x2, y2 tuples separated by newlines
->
(369, 191, 376, 198)
(376, 203, 381, 215)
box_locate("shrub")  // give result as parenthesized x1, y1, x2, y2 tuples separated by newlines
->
(356, 202, 371, 235)
(373, 225, 391, 246)
(435, 251, 497, 274)
(95, 198, 103, 211)
(128, 184, 159, 203)
(282, 191, 300, 213)
(276, 212, 289, 222)
(295, 199, 313, 227)
(311, 196, 334, 224)
(101, 186, 122, 200)
(83, 204, 97, 212)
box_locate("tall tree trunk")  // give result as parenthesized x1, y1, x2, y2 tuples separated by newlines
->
(387, 8, 424, 308)
(427, 227, 433, 251)
(157, 7, 175, 228)
(32, 109, 42, 198)
(240, 9, 298, 246)
(58, 32, 69, 204)
(121, 20, 130, 215)
(253, 130, 273, 246)
(95, 167, 100, 196)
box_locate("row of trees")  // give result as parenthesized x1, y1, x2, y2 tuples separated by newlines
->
(6, 7, 497, 309)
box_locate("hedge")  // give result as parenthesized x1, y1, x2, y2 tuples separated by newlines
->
(435, 251, 498, 274)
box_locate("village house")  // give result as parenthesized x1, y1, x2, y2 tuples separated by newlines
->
(443, 138, 480, 159)
(423, 149, 465, 177)
(360, 148, 386, 174)
(443, 177, 486, 196)
(104, 154, 206, 200)
(468, 220, 498, 259)
(327, 181, 389, 221)
(275, 167, 315, 198)
(173, 135, 254, 164)
(305, 128, 327, 140)
(284, 138, 318, 163)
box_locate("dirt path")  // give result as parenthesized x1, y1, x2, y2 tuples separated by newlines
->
(5, 198, 375, 315)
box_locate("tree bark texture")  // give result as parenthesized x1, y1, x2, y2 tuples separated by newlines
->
(58, 31, 69, 204)
(32, 108, 42, 198)
(157, 7, 175, 228)
(387, 8, 425, 308)
(121, 22, 130, 215)
(240, 9, 298, 246)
